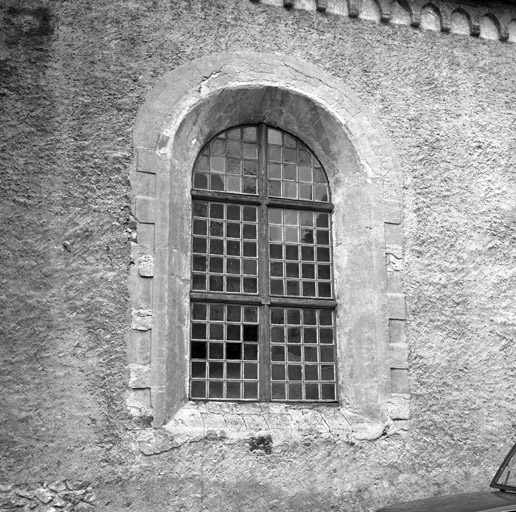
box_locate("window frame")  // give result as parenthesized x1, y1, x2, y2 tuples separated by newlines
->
(189, 123, 338, 403)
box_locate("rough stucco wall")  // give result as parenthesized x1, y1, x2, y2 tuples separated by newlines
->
(1, 0, 515, 511)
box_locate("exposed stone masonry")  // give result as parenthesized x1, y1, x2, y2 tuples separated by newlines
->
(0, 481, 95, 512)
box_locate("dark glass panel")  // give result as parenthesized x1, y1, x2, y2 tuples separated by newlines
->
(243, 242, 257, 257)
(243, 278, 257, 293)
(227, 305, 241, 322)
(191, 341, 207, 359)
(227, 382, 241, 399)
(303, 309, 317, 325)
(269, 244, 283, 259)
(321, 384, 336, 400)
(286, 263, 299, 278)
(288, 327, 301, 343)
(209, 362, 224, 378)
(209, 343, 224, 359)
(209, 239, 223, 254)
(243, 382, 258, 399)
(321, 365, 335, 381)
(286, 281, 300, 296)
(226, 275, 241, 293)
(210, 324, 223, 340)
(304, 328, 317, 344)
(243, 344, 258, 361)
(320, 346, 334, 363)
(193, 201, 208, 217)
(287, 309, 301, 324)
(209, 257, 223, 273)
(243, 206, 256, 221)
(288, 383, 302, 400)
(270, 280, 284, 295)
(270, 262, 283, 277)
(210, 304, 224, 321)
(193, 255, 207, 272)
(305, 365, 319, 381)
(192, 274, 206, 290)
(209, 275, 223, 291)
(285, 245, 298, 260)
(191, 381, 206, 398)
(243, 307, 258, 323)
(244, 363, 258, 380)
(271, 364, 285, 381)
(271, 345, 285, 362)
(227, 258, 240, 274)
(192, 303, 207, 320)
(271, 383, 286, 400)
(288, 365, 302, 381)
(227, 363, 241, 379)
(226, 240, 240, 256)
(227, 324, 241, 341)
(226, 343, 242, 360)
(243, 325, 258, 342)
(193, 237, 207, 254)
(226, 223, 240, 238)
(287, 345, 301, 361)
(192, 323, 206, 339)
(191, 361, 206, 378)
(270, 308, 284, 324)
(209, 381, 223, 398)
(305, 384, 319, 400)
(304, 346, 318, 362)
(270, 326, 284, 343)
(301, 246, 314, 261)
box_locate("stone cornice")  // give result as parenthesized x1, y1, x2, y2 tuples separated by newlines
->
(251, 0, 516, 43)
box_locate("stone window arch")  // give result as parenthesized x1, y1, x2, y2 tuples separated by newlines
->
(129, 53, 407, 441)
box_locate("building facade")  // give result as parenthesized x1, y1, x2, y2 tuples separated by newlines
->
(1, 0, 516, 510)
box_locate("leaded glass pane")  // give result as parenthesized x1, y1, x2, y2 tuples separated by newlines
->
(190, 303, 260, 400)
(192, 127, 258, 195)
(191, 200, 259, 295)
(266, 127, 330, 202)
(268, 209, 333, 299)
(269, 307, 337, 402)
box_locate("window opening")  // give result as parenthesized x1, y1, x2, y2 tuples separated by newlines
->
(190, 124, 337, 402)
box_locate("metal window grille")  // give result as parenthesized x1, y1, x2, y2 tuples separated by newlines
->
(190, 124, 337, 402)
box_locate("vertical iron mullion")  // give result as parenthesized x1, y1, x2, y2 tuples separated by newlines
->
(257, 124, 271, 401)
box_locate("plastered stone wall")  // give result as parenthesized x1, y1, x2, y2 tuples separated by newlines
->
(1, 0, 515, 511)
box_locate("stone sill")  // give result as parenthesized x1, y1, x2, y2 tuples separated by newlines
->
(160, 401, 389, 447)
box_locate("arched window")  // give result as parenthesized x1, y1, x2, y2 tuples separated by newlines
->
(189, 124, 337, 402)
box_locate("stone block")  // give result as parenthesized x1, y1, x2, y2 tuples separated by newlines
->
(136, 148, 158, 174)
(127, 389, 152, 417)
(390, 368, 409, 394)
(389, 319, 406, 344)
(127, 329, 151, 365)
(128, 363, 151, 388)
(131, 309, 152, 331)
(138, 254, 154, 277)
(388, 393, 410, 420)
(134, 196, 157, 224)
(389, 344, 409, 368)
(387, 293, 406, 320)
